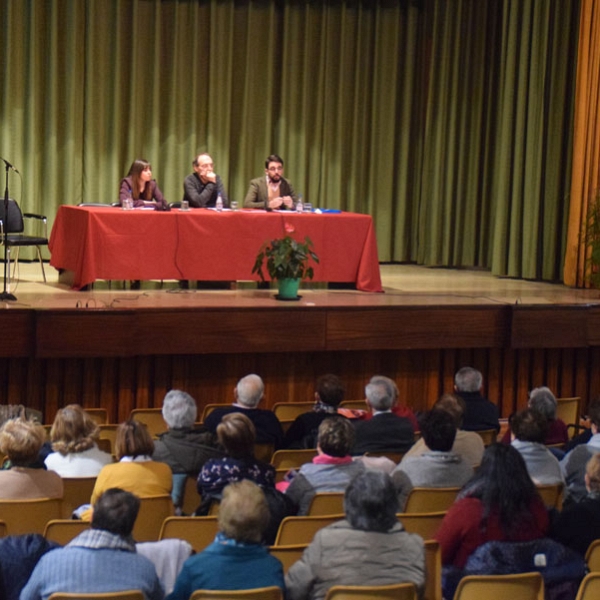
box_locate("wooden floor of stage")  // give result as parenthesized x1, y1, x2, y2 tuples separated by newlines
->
(4, 262, 600, 310)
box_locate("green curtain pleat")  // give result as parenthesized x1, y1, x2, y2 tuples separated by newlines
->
(0, 0, 580, 280)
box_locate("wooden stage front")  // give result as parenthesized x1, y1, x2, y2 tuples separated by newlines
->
(1, 263, 599, 424)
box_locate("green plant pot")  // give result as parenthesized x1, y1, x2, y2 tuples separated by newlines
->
(277, 278, 300, 300)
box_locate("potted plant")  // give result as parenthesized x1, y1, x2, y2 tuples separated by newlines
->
(252, 225, 319, 299)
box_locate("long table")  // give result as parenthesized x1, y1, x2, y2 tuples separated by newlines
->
(49, 206, 383, 292)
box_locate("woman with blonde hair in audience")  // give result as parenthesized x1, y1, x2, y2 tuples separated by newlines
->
(168, 479, 284, 599)
(44, 404, 113, 477)
(0, 419, 63, 499)
(80, 419, 172, 520)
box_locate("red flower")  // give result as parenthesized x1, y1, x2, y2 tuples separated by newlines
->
(284, 222, 295, 233)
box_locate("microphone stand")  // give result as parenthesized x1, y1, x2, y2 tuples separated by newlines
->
(1, 162, 16, 301)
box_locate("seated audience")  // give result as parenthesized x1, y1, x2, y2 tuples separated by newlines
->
(403, 394, 484, 468)
(204, 374, 284, 448)
(81, 419, 172, 520)
(197, 412, 276, 512)
(453, 367, 500, 432)
(510, 408, 564, 486)
(0, 419, 63, 499)
(561, 400, 600, 506)
(283, 374, 346, 449)
(21, 488, 163, 599)
(352, 376, 414, 455)
(284, 417, 365, 515)
(153, 390, 223, 509)
(552, 453, 600, 556)
(119, 158, 168, 210)
(392, 409, 473, 490)
(44, 404, 113, 477)
(168, 480, 284, 599)
(435, 444, 549, 569)
(285, 470, 425, 600)
(501, 386, 569, 447)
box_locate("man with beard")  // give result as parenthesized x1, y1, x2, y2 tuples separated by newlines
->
(244, 154, 298, 210)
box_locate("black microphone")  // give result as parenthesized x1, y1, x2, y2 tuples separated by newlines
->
(0, 158, 19, 174)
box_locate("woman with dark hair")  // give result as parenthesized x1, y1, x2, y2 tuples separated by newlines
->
(435, 443, 549, 568)
(284, 416, 364, 515)
(119, 158, 168, 210)
(285, 470, 425, 600)
(196, 412, 276, 512)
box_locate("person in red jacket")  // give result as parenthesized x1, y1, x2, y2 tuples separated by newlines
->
(435, 443, 549, 568)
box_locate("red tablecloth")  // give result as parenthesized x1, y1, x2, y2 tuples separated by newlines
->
(49, 206, 383, 292)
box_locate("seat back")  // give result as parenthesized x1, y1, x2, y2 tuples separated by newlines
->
(307, 492, 345, 516)
(397, 511, 446, 540)
(0, 497, 62, 534)
(404, 487, 460, 513)
(254, 443, 275, 463)
(189, 587, 283, 600)
(424, 540, 442, 600)
(273, 402, 315, 421)
(454, 572, 544, 600)
(159, 516, 219, 553)
(133, 495, 174, 542)
(44, 519, 91, 545)
(338, 400, 367, 411)
(48, 592, 145, 600)
(181, 474, 201, 516)
(0, 198, 24, 233)
(270, 449, 318, 469)
(201, 404, 224, 422)
(536, 483, 563, 510)
(324, 583, 418, 600)
(576, 573, 600, 600)
(0, 519, 6, 537)
(269, 544, 308, 574)
(83, 408, 109, 425)
(61, 477, 97, 518)
(585, 539, 600, 572)
(556, 397, 580, 437)
(274, 514, 345, 545)
(129, 408, 167, 438)
(98, 424, 119, 455)
(474, 429, 498, 446)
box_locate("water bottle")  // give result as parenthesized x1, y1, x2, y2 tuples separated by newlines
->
(216, 194, 223, 212)
(296, 194, 304, 213)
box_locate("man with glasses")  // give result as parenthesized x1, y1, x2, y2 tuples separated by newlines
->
(244, 154, 298, 210)
(183, 153, 229, 208)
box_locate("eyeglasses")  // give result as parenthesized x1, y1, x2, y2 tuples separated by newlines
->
(267, 166, 283, 172)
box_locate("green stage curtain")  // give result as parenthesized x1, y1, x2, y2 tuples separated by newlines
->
(0, 0, 580, 280)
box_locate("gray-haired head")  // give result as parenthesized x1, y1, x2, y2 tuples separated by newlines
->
(528, 386, 557, 420)
(365, 376, 396, 411)
(236, 374, 264, 409)
(162, 390, 198, 429)
(454, 367, 483, 393)
(344, 470, 398, 533)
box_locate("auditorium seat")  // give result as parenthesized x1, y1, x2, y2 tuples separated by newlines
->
(397, 511, 446, 540)
(325, 583, 417, 600)
(576, 573, 600, 600)
(274, 515, 344, 545)
(0, 497, 62, 535)
(159, 515, 219, 553)
(307, 492, 345, 516)
(403, 487, 460, 513)
(129, 408, 167, 438)
(61, 476, 97, 518)
(189, 587, 283, 600)
(273, 402, 315, 422)
(270, 449, 318, 470)
(453, 572, 544, 600)
(585, 539, 600, 572)
(133, 495, 174, 542)
(44, 519, 90, 545)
